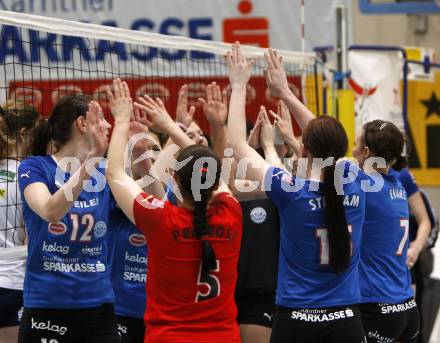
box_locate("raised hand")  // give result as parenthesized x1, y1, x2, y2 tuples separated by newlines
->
(269, 100, 300, 154)
(269, 100, 294, 142)
(105, 78, 133, 122)
(247, 112, 263, 149)
(86, 101, 109, 158)
(199, 82, 228, 128)
(263, 49, 290, 99)
(134, 95, 175, 134)
(133, 102, 151, 128)
(259, 106, 275, 149)
(226, 42, 255, 90)
(129, 118, 149, 138)
(176, 84, 196, 128)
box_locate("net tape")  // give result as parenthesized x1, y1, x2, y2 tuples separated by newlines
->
(0, 10, 316, 65)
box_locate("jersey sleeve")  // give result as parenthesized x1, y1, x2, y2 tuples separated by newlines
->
(165, 182, 177, 205)
(398, 168, 419, 198)
(264, 167, 297, 209)
(17, 157, 48, 195)
(211, 192, 242, 220)
(133, 192, 166, 236)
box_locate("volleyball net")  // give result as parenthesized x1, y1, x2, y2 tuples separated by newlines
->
(0, 10, 320, 254)
(0, 10, 320, 129)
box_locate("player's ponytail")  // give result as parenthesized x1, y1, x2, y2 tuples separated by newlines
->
(176, 145, 221, 278)
(302, 115, 351, 272)
(32, 119, 52, 156)
(323, 163, 351, 272)
(31, 94, 91, 156)
(362, 120, 406, 171)
(193, 173, 217, 276)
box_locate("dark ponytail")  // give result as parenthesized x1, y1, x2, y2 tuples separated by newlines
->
(176, 145, 222, 278)
(363, 120, 406, 171)
(392, 155, 408, 172)
(193, 175, 218, 276)
(32, 119, 52, 156)
(302, 115, 351, 272)
(31, 94, 91, 156)
(323, 164, 351, 272)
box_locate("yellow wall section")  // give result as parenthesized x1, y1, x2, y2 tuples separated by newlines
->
(406, 72, 440, 185)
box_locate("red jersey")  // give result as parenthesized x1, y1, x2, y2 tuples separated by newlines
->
(133, 192, 243, 343)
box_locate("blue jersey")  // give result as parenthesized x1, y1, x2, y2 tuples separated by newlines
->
(18, 155, 115, 309)
(389, 168, 419, 241)
(107, 209, 147, 319)
(359, 172, 413, 304)
(264, 163, 365, 308)
(389, 168, 419, 198)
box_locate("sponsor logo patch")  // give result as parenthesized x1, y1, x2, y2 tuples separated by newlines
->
(48, 222, 67, 236)
(31, 318, 68, 336)
(129, 233, 146, 247)
(93, 221, 107, 239)
(290, 308, 354, 322)
(42, 241, 69, 255)
(250, 207, 267, 224)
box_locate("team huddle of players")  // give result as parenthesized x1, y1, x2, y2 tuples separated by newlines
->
(0, 43, 430, 343)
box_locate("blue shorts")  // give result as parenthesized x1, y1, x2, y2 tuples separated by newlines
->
(0, 287, 23, 327)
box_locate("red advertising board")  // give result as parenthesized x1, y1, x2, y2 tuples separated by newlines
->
(9, 76, 302, 135)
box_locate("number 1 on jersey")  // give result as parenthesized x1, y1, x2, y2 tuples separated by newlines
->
(316, 225, 353, 265)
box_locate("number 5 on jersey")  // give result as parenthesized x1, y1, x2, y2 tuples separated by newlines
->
(195, 260, 220, 302)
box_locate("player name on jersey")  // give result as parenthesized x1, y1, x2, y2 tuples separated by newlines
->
(172, 225, 234, 242)
(73, 197, 99, 208)
(308, 195, 361, 211)
(389, 188, 407, 200)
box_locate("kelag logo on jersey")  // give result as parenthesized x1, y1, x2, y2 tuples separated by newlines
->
(48, 222, 67, 236)
(129, 233, 147, 247)
(94, 221, 107, 239)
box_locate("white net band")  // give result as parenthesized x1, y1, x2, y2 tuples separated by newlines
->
(0, 10, 316, 65)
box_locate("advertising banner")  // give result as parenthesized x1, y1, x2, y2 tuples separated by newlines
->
(0, 0, 352, 51)
(348, 49, 404, 133)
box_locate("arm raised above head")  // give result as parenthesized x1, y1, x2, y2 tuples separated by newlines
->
(226, 42, 270, 185)
(106, 78, 143, 224)
(263, 49, 315, 130)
